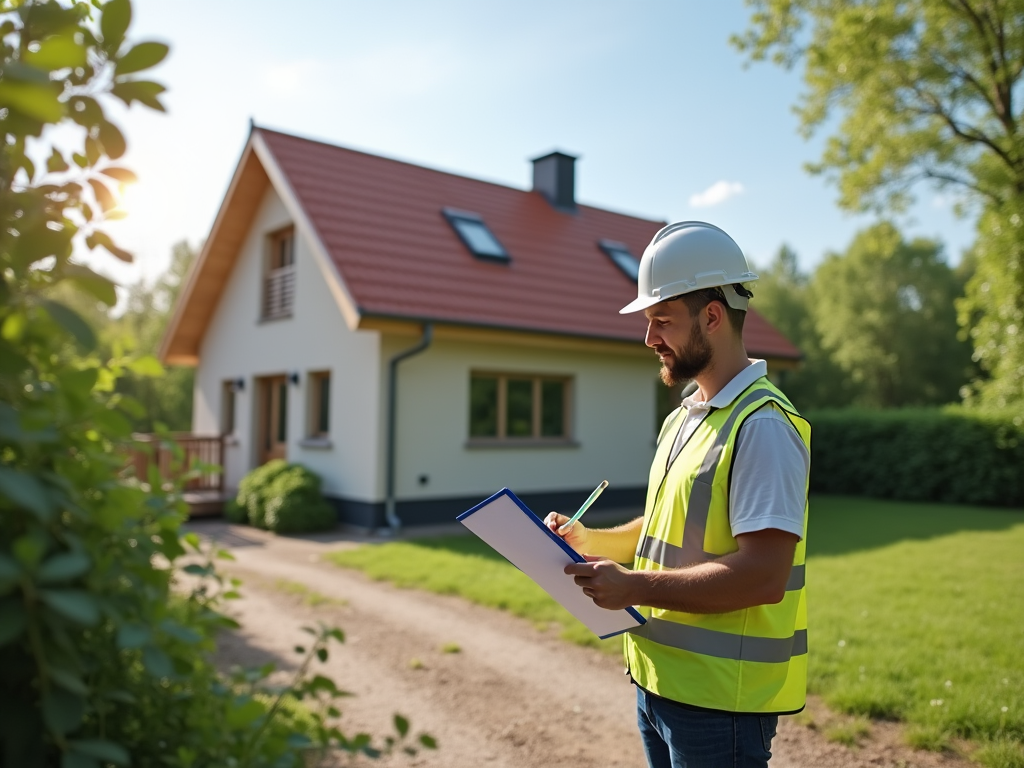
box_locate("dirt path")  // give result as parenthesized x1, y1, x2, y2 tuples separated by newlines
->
(193, 521, 972, 768)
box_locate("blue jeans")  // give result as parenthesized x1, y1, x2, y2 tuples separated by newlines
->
(636, 686, 778, 768)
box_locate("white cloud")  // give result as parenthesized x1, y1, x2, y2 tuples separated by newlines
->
(264, 59, 320, 96)
(689, 180, 745, 208)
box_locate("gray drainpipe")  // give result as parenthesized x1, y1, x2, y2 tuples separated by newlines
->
(384, 322, 433, 533)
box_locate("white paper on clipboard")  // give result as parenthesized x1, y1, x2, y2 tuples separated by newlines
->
(457, 488, 646, 639)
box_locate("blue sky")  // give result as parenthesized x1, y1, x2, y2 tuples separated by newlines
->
(101, 0, 977, 286)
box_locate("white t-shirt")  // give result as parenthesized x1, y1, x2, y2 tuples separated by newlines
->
(666, 360, 808, 540)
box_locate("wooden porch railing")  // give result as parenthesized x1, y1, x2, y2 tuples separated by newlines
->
(130, 433, 224, 493)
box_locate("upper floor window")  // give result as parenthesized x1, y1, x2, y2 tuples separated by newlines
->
(263, 226, 295, 320)
(443, 208, 509, 262)
(469, 372, 571, 443)
(599, 239, 641, 282)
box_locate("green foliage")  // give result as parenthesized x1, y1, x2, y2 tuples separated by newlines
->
(754, 225, 972, 409)
(235, 459, 289, 529)
(0, 2, 432, 764)
(734, 0, 1024, 212)
(807, 407, 1024, 505)
(236, 459, 289, 529)
(753, 244, 854, 408)
(810, 223, 972, 407)
(735, 0, 1024, 404)
(0, 2, 179, 762)
(264, 465, 336, 534)
(958, 200, 1024, 407)
(109, 240, 197, 432)
(235, 462, 336, 534)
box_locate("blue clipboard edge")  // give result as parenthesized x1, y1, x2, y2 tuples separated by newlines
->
(456, 487, 647, 630)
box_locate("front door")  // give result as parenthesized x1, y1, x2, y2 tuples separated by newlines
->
(258, 375, 288, 465)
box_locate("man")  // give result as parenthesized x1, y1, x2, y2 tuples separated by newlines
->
(545, 221, 810, 768)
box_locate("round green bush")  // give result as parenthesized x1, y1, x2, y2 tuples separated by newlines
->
(235, 459, 290, 529)
(263, 465, 336, 534)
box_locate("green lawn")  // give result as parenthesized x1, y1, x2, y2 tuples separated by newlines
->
(807, 498, 1023, 761)
(327, 496, 1024, 764)
(325, 532, 619, 651)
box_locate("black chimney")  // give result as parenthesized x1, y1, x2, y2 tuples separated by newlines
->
(531, 150, 577, 211)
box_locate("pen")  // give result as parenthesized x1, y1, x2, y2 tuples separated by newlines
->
(558, 480, 609, 534)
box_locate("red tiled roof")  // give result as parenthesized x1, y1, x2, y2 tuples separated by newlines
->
(258, 128, 800, 360)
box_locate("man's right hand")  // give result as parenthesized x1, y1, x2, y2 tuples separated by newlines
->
(544, 512, 590, 552)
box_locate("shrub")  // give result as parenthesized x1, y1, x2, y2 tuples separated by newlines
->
(264, 464, 336, 534)
(235, 462, 336, 533)
(806, 407, 1024, 506)
(235, 459, 290, 528)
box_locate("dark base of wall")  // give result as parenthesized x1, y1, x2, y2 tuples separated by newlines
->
(325, 486, 647, 530)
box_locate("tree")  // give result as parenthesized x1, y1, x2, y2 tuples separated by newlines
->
(752, 245, 855, 408)
(42, 240, 198, 431)
(112, 239, 197, 431)
(808, 222, 973, 407)
(957, 203, 1024, 406)
(735, 0, 1024, 405)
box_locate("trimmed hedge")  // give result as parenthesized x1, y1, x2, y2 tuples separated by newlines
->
(232, 461, 336, 533)
(806, 407, 1024, 507)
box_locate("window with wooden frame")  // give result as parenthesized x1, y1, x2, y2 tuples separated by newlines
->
(262, 226, 295, 320)
(468, 372, 571, 443)
(308, 371, 331, 438)
(221, 380, 237, 435)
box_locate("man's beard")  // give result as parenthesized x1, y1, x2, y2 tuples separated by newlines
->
(659, 321, 713, 387)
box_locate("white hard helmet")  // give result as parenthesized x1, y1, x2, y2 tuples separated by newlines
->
(619, 221, 758, 314)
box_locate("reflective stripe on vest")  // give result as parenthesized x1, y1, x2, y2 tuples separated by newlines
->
(625, 377, 810, 715)
(634, 621, 808, 664)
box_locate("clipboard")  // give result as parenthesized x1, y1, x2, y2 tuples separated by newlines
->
(457, 488, 646, 639)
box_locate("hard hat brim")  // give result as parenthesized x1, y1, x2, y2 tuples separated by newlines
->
(619, 294, 663, 314)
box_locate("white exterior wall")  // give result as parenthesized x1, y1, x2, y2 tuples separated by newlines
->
(193, 185, 381, 499)
(384, 334, 660, 506)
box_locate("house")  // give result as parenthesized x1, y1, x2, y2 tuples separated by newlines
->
(160, 126, 801, 529)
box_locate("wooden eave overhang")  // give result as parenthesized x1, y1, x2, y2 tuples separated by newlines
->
(160, 137, 270, 365)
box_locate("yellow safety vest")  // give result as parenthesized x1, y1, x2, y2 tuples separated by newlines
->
(625, 376, 810, 714)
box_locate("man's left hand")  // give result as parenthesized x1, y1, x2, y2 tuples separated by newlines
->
(564, 556, 639, 610)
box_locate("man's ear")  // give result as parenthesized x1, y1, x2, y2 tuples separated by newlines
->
(704, 300, 727, 335)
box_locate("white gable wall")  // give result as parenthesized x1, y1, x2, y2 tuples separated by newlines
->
(384, 333, 660, 512)
(193, 184, 381, 499)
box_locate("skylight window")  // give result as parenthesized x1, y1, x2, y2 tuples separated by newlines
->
(599, 240, 640, 281)
(443, 208, 509, 261)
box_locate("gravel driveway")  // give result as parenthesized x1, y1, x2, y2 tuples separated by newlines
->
(191, 521, 972, 768)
